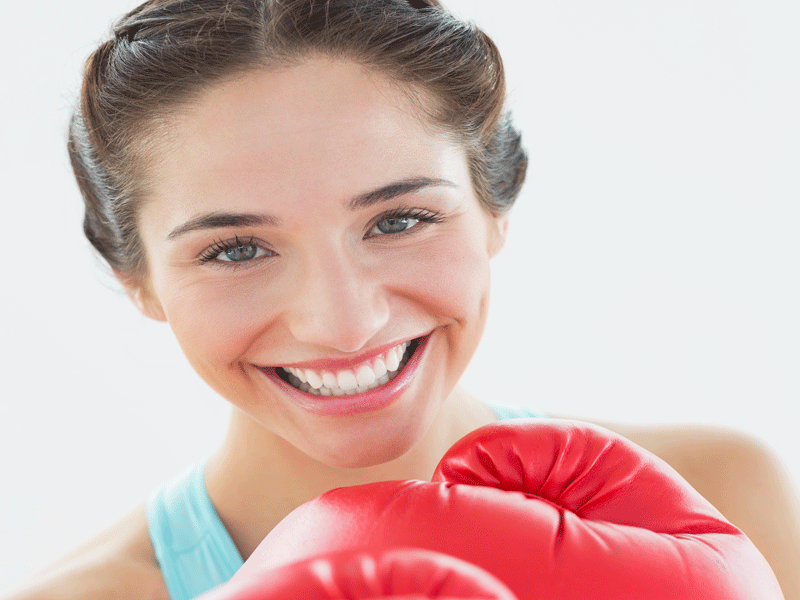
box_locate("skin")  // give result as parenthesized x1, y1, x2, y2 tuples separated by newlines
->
(127, 58, 505, 555)
(4, 59, 798, 599)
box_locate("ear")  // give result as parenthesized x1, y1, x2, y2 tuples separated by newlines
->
(113, 270, 167, 322)
(486, 212, 510, 258)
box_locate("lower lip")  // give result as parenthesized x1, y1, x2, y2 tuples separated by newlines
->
(258, 334, 432, 417)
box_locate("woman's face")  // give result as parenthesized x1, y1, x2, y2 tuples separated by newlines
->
(129, 59, 507, 467)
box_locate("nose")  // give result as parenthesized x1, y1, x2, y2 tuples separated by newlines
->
(286, 246, 390, 353)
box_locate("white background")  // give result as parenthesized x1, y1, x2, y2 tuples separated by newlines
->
(1, 0, 798, 590)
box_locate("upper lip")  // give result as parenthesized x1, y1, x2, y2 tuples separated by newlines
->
(265, 333, 427, 372)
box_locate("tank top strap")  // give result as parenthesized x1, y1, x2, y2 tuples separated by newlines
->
(146, 460, 243, 600)
(488, 403, 548, 420)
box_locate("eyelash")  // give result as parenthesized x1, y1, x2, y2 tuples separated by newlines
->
(365, 207, 445, 238)
(196, 208, 445, 268)
(197, 236, 273, 267)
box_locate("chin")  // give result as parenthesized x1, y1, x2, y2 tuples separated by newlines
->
(310, 422, 423, 470)
(328, 443, 410, 470)
(300, 402, 436, 470)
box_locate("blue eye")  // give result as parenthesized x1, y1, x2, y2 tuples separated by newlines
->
(220, 241, 258, 262)
(375, 215, 420, 234)
(199, 237, 273, 266)
(368, 209, 444, 237)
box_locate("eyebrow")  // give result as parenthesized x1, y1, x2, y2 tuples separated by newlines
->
(167, 212, 280, 240)
(348, 177, 457, 210)
(166, 177, 456, 240)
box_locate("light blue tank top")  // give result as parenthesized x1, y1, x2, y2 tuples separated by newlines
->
(147, 404, 545, 600)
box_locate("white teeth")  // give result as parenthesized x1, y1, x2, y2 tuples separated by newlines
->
(280, 339, 416, 397)
(356, 364, 377, 387)
(337, 370, 359, 391)
(305, 370, 323, 390)
(385, 348, 400, 371)
(322, 371, 338, 389)
(373, 357, 387, 379)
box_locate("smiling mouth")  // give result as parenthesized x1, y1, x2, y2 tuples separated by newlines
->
(275, 338, 421, 397)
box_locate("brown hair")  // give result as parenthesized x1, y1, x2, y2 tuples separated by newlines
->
(68, 0, 527, 280)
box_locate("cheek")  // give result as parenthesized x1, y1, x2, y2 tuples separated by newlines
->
(157, 275, 282, 371)
(387, 228, 492, 335)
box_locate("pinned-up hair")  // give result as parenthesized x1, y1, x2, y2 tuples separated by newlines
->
(69, 0, 527, 279)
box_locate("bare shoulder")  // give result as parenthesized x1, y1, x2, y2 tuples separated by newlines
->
(551, 414, 778, 473)
(3, 504, 167, 600)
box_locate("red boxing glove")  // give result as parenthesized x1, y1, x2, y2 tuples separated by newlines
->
(240, 420, 784, 600)
(200, 547, 518, 600)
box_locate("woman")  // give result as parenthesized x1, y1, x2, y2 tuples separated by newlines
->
(5, 0, 798, 598)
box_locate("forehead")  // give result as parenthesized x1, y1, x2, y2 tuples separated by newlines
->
(144, 59, 462, 208)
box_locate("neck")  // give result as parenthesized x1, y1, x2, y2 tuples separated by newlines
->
(204, 385, 495, 560)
